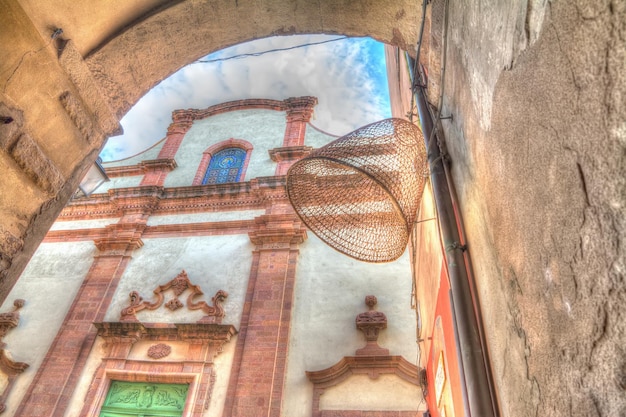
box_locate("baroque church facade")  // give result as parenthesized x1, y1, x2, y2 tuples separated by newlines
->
(0, 97, 436, 417)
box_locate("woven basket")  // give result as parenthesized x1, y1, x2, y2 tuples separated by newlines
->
(286, 118, 428, 262)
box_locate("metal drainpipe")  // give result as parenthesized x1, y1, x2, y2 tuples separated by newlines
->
(412, 65, 498, 417)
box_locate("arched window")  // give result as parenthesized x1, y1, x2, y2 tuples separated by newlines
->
(202, 147, 247, 184)
(193, 139, 254, 186)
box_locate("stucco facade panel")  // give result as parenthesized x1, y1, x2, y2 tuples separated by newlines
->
(0, 241, 96, 416)
(319, 374, 420, 411)
(304, 122, 339, 148)
(49, 218, 118, 231)
(146, 210, 265, 226)
(164, 110, 286, 187)
(104, 235, 254, 327)
(283, 234, 417, 416)
(97, 174, 143, 193)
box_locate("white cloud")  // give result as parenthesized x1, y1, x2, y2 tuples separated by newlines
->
(101, 35, 390, 161)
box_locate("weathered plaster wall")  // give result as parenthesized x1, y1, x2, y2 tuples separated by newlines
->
(0, 241, 95, 417)
(284, 234, 418, 416)
(429, 0, 625, 416)
(411, 182, 444, 366)
(0, 1, 119, 302)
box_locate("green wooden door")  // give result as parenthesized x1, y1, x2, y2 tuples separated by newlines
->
(99, 381, 189, 417)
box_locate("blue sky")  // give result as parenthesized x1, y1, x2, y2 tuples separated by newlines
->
(100, 35, 391, 161)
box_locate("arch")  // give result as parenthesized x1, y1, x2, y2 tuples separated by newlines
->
(84, 1, 420, 118)
(192, 139, 254, 186)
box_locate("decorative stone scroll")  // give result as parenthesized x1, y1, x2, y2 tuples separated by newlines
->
(0, 299, 29, 414)
(120, 270, 228, 323)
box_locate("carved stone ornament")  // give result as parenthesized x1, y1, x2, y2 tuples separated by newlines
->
(0, 299, 29, 414)
(120, 270, 228, 324)
(305, 295, 420, 417)
(355, 295, 389, 356)
(147, 343, 172, 359)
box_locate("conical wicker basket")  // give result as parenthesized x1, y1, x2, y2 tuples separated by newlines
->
(286, 118, 428, 263)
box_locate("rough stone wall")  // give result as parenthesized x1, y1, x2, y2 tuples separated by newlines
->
(432, 0, 625, 416)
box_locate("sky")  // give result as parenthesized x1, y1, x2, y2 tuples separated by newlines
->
(100, 35, 391, 161)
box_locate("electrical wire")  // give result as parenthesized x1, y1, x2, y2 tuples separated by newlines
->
(194, 36, 348, 65)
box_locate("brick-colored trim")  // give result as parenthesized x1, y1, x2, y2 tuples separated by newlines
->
(80, 322, 236, 417)
(283, 97, 318, 147)
(15, 231, 143, 417)
(268, 145, 313, 175)
(44, 219, 257, 242)
(57, 176, 289, 221)
(192, 138, 254, 186)
(171, 98, 294, 123)
(307, 356, 420, 417)
(224, 214, 306, 417)
(138, 158, 178, 186)
(157, 111, 194, 160)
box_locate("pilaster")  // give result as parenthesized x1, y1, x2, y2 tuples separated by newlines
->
(226, 214, 306, 417)
(282, 96, 317, 147)
(15, 222, 145, 417)
(157, 110, 194, 159)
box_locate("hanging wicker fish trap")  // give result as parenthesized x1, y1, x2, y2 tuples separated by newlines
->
(286, 118, 428, 263)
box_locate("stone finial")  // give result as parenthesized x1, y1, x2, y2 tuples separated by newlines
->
(355, 295, 389, 356)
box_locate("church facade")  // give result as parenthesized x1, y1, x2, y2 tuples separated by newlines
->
(0, 97, 426, 417)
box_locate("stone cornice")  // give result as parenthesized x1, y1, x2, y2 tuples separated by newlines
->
(94, 222, 146, 254)
(104, 158, 177, 178)
(172, 98, 289, 122)
(248, 214, 307, 249)
(44, 220, 257, 242)
(306, 355, 419, 388)
(268, 146, 313, 162)
(58, 176, 289, 220)
(94, 322, 237, 345)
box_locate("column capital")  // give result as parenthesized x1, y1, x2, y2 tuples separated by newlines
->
(94, 222, 146, 255)
(168, 110, 195, 134)
(284, 96, 318, 122)
(248, 214, 307, 249)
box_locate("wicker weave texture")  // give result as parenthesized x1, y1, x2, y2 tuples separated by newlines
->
(286, 118, 428, 262)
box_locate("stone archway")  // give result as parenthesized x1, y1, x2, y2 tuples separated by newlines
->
(84, 1, 420, 119)
(0, 0, 421, 302)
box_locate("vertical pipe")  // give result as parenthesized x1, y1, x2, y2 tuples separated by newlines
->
(413, 67, 497, 417)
